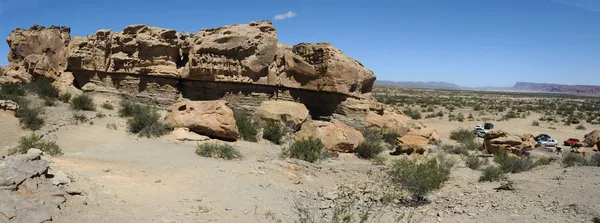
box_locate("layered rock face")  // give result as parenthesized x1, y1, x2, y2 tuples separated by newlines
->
(3, 22, 379, 119)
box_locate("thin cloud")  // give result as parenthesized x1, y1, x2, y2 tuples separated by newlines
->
(274, 11, 297, 21)
(551, 0, 600, 12)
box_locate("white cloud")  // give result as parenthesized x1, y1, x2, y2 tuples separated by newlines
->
(274, 11, 297, 21)
(551, 0, 600, 12)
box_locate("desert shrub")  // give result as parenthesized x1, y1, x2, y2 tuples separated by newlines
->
(465, 155, 485, 170)
(593, 217, 600, 223)
(590, 154, 600, 167)
(15, 106, 45, 131)
(9, 133, 62, 156)
(101, 102, 114, 110)
(282, 137, 325, 163)
(575, 124, 586, 130)
(479, 166, 506, 182)
(71, 94, 96, 111)
(449, 128, 476, 144)
(262, 121, 284, 144)
(562, 153, 589, 167)
(532, 121, 540, 126)
(195, 143, 242, 160)
(362, 128, 383, 142)
(58, 92, 71, 103)
(456, 113, 465, 122)
(426, 107, 434, 112)
(73, 112, 88, 123)
(118, 100, 136, 117)
(534, 157, 554, 166)
(436, 111, 444, 117)
(441, 144, 469, 156)
(403, 108, 422, 120)
(382, 128, 401, 146)
(494, 150, 535, 173)
(356, 139, 385, 159)
(28, 78, 59, 99)
(126, 104, 170, 138)
(233, 109, 259, 142)
(467, 113, 475, 121)
(503, 110, 518, 120)
(388, 158, 451, 202)
(0, 82, 26, 99)
(96, 112, 106, 118)
(435, 153, 456, 171)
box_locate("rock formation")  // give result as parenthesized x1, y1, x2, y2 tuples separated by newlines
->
(295, 120, 365, 153)
(254, 100, 309, 130)
(0, 149, 83, 222)
(393, 134, 430, 156)
(483, 130, 536, 155)
(583, 130, 600, 147)
(164, 100, 239, 140)
(3, 22, 381, 123)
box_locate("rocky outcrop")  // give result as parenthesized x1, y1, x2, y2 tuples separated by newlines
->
(483, 130, 535, 155)
(164, 100, 239, 140)
(583, 130, 600, 147)
(0, 149, 83, 222)
(254, 100, 309, 130)
(393, 134, 429, 156)
(411, 128, 441, 142)
(0, 100, 19, 112)
(4, 25, 71, 82)
(295, 120, 364, 153)
(65, 21, 375, 98)
(364, 111, 412, 134)
(166, 127, 210, 141)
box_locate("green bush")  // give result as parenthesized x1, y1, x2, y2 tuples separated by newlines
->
(362, 128, 383, 142)
(282, 137, 325, 163)
(262, 122, 284, 144)
(118, 100, 136, 117)
(449, 128, 476, 144)
(479, 166, 506, 182)
(456, 113, 465, 122)
(195, 143, 242, 160)
(9, 133, 62, 156)
(403, 108, 422, 120)
(101, 102, 114, 110)
(382, 128, 402, 145)
(494, 150, 535, 173)
(575, 124, 586, 130)
(58, 92, 71, 103)
(532, 121, 540, 126)
(356, 139, 385, 159)
(590, 154, 600, 167)
(562, 153, 589, 167)
(388, 158, 450, 202)
(0, 82, 26, 99)
(73, 112, 88, 123)
(441, 144, 469, 156)
(465, 156, 485, 170)
(125, 104, 170, 138)
(233, 109, 259, 142)
(28, 78, 59, 99)
(71, 94, 96, 111)
(534, 157, 554, 166)
(15, 106, 45, 131)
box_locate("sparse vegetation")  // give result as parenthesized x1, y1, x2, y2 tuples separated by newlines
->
(101, 102, 114, 110)
(73, 112, 88, 123)
(195, 143, 242, 160)
(590, 154, 600, 167)
(355, 138, 385, 159)
(449, 128, 476, 144)
(479, 166, 506, 182)
(71, 94, 96, 111)
(532, 120, 540, 126)
(282, 137, 326, 163)
(465, 155, 485, 170)
(403, 108, 422, 120)
(575, 124, 586, 130)
(441, 144, 469, 156)
(15, 105, 45, 131)
(534, 157, 554, 166)
(494, 150, 535, 173)
(58, 92, 72, 103)
(262, 122, 285, 144)
(233, 109, 259, 142)
(388, 158, 451, 202)
(562, 153, 589, 167)
(126, 104, 170, 138)
(9, 133, 62, 156)
(381, 127, 402, 146)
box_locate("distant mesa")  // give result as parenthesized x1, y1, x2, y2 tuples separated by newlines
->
(375, 80, 461, 90)
(512, 82, 600, 95)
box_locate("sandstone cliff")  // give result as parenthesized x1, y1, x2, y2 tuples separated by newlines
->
(3, 22, 380, 120)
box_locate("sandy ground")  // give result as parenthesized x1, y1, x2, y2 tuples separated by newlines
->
(1, 96, 600, 223)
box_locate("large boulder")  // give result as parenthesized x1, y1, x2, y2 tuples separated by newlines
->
(583, 130, 600, 147)
(483, 130, 533, 155)
(364, 111, 412, 134)
(393, 134, 429, 156)
(411, 128, 441, 142)
(295, 120, 364, 153)
(164, 100, 239, 140)
(6, 25, 71, 80)
(254, 100, 309, 130)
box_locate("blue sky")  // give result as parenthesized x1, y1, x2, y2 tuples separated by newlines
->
(0, 0, 599, 87)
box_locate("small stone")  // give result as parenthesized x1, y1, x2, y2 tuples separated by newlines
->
(102, 168, 110, 173)
(52, 170, 71, 186)
(225, 208, 232, 211)
(155, 180, 162, 183)
(64, 187, 83, 195)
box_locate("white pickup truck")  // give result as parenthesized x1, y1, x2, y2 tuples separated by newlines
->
(473, 125, 487, 138)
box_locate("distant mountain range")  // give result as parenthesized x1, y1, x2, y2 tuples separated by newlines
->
(375, 80, 600, 95)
